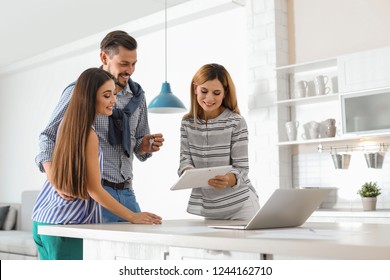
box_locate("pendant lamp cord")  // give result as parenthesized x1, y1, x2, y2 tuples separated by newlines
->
(165, 0, 168, 82)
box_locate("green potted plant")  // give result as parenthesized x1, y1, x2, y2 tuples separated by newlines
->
(357, 181, 381, 211)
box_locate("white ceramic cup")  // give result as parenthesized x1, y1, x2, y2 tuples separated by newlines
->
(314, 75, 331, 95)
(301, 122, 310, 140)
(308, 121, 320, 139)
(301, 133, 310, 140)
(295, 80, 308, 98)
(285, 121, 299, 141)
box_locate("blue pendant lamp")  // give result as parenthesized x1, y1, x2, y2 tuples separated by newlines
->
(148, 0, 186, 113)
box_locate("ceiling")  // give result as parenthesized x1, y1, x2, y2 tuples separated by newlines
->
(0, 0, 192, 69)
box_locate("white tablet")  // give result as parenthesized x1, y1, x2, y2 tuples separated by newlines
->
(170, 165, 233, 191)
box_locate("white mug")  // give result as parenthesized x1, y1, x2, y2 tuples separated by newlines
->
(302, 121, 320, 140)
(285, 121, 299, 141)
(295, 80, 308, 98)
(314, 75, 330, 95)
(308, 121, 320, 139)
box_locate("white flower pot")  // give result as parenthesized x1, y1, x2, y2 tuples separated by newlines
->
(361, 197, 377, 211)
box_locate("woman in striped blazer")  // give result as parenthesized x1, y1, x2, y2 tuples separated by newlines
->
(179, 63, 260, 220)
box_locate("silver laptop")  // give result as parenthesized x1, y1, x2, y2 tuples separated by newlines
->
(209, 188, 332, 230)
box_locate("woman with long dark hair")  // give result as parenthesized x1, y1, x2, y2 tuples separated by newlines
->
(32, 68, 161, 260)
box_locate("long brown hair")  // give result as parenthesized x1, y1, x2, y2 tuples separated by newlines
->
(51, 68, 114, 199)
(183, 63, 240, 123)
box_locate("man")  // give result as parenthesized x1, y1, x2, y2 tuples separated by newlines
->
(36, 30, 164, 222)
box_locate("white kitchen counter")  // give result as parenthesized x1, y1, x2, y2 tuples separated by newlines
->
(310, 209, 390, 224)
(38, 219, 390, 260)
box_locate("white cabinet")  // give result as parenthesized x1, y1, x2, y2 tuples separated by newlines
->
(337, 47, 390, 136)
(83, 239, 169, 260)
(168, 246, 262, 260)
(338, 47, 390, 92)
(82, 240, 263, 260)
(341, 88, 390, 135)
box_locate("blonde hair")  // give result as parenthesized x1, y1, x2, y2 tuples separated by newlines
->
(183, 63, 240, 124)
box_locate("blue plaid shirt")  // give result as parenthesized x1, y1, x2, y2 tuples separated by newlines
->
(35, 81, 152, 185)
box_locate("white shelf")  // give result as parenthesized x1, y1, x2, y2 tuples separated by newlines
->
(275, 57, 337, 74)
(278, 137, 354, 146)
(277, 93, 339, 106)
(278, 133, 390, 146)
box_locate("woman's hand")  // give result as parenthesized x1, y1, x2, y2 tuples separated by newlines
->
(43, 162, 76, 201)
(56, 189, 75, 201)
(208, 173, 237, 190)
(129, 212, 162, 224)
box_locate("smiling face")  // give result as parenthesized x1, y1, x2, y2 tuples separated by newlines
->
(96, 79, 116, 116)
(194, 79, 225, 120)
(100, 45, 137, 89)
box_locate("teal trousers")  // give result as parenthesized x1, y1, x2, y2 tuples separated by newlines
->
(32, 221, 83, 260)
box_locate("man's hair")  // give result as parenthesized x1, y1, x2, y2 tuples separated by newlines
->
(100, 30, 137, 56)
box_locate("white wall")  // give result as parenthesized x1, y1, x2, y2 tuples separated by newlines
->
(0, 8, 247, 221)
(0, 51, 100, 200)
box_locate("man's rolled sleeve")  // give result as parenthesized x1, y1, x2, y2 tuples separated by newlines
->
(35, 84, 74, 172)
(134, 97, 152, 162)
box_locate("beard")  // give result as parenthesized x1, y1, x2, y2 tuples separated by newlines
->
(106, 65, 128, 88)
(114, 78, 127, 89)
